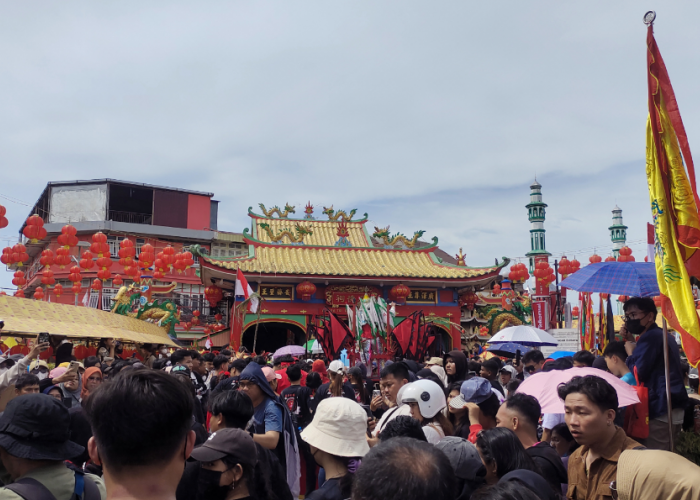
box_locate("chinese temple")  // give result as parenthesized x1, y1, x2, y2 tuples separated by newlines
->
(193, 204, 509, 353)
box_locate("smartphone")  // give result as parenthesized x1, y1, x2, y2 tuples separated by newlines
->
(515, 349, 521, 367)
(67, 361, 80, 374)
(37, 332, 50, 345)
(372, 389, 381, 399)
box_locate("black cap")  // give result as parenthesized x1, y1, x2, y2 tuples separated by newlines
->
(190, 428, 257, 465)
(0, 394, 84, 460)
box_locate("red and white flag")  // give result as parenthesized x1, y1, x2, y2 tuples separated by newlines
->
(235, 268, 259, 313)
(647, 223, 655, 263)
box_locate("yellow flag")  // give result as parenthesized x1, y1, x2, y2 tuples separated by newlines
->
(646, 25, 700, 366)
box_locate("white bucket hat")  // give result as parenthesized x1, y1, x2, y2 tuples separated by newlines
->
(300, 398, 370, 457)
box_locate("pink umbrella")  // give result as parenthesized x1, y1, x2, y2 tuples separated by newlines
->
(515, 367, 640, 414)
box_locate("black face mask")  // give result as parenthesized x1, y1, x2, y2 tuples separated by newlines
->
(625, 318, 646, 335)
(197, 468, 229, 500)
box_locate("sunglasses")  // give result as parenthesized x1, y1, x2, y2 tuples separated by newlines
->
(524, 365, 537, 373)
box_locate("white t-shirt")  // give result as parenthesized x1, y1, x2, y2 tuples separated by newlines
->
(422, 422, 445, 444)
(373, 404, 412, 437)
(542, 413, 566, 430)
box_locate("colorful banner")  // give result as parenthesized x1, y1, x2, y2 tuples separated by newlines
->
(646, 24, 700, 366)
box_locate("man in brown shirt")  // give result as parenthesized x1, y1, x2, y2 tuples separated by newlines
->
(557, 374, 642, 500)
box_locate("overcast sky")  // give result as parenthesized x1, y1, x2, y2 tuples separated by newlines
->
(2, 2, 700, 295)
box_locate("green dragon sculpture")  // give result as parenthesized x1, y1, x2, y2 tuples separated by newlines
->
(322, 206, 357, 221)
(372, 226, 426, 248)
(111, 285, 180, 337)
(259, 203, 295, 218)
(259, 222, 313, 244)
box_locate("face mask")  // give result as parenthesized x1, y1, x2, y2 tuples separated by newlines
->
(36, 372, 48, 381)
(197, 468, 228, 500)
(625, 318, 646, 335)
(161, 348, 169, 355)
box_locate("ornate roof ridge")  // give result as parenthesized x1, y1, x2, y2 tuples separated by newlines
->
(247, 206, 369, 223)
(241, 227, 438, 251)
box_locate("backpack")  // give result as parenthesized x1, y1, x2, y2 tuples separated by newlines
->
(623, 367, 650, 440)
(4, 471, 100, 500)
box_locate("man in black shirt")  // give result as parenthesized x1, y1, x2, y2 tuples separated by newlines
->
(281, 364, 312, 428)
(495, 393, 567, 493)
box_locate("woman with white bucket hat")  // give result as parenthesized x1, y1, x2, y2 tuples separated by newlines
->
(301, 397, 370, 500)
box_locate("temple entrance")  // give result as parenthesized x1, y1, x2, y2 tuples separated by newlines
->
(241, 322, 306, 354)
(425, 326, 453, 357)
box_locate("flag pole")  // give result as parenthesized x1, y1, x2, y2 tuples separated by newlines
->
(661, 317, 675, 452)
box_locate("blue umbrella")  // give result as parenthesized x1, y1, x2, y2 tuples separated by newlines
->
(559, 262, 659, 297)
(486, 342, 532, 358)
(546, 350, 575, 360)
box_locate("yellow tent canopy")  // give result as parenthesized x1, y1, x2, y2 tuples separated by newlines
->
(0, 296, 178, 346)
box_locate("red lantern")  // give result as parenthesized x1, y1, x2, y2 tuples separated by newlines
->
(182, 251, 195, 269)
(172, 253, 187, 273)
(1, 247, 11, 266)
(74, 345, 88, 359)
(54, 247, 71, 268)
(39, 249, 54, 268)
(618, 295, 630, 303)
(57, 224, 78, 249)
(296, 281, 317, 301)
(90, 232, 110, 257)
(214, 313, 223, 322)
(618, 246, 635, 262)
(152, 270, 165, 280)
(91, 279, 102, 291)
(558, 257, 571, 277)
(162, 246, 176, 269)
(80, 250, 94, 271)
(12, 270, 26, 288)
(390, 283, 411, 304)
(23, 214, 47, 243)
(97, 268, 112, 281)
(600, 293, 610, 300)
(11, 243, 29, 267)
(570, 258, 581, 273)
(14, 289, 25, 298)
(589, 254, 602, 264)
(72, 282, 82, 295)
(572, 306, 580, 318)
(478, 326, 490, 337)
(460, 290, 479, 310)
(52, 282, 63, 299)
(41, 267, 55, 287)
(139, 243, 155, 270)
(0, 204, 7, 229)
(605, 255, 617, 262)
(492, 283, 501, 295)
(69, 265, 82, 284)
(33, 286, 45, 300)
(113, 274, 123, 286)
(204, 285, 223, 307)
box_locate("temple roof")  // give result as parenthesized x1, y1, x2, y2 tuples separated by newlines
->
(201, 246, 504, 279)
(194, 203, 509, 284)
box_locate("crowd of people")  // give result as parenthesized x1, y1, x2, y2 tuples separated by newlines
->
(0, 297, 698, 499)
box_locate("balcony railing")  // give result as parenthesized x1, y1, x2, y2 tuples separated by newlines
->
(107, 210, 152, 225)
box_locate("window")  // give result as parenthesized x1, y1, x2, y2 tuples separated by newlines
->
(211, 242, 246, 258)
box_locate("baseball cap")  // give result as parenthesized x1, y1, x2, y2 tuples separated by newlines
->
(262, 366, 282, 382)
(449, 377, 493, 409)
(190, 428, 257, 465)
(328, 360, 345, 375)
(435, 437, 483, 480)
(425, 357, 443, 367)
(29, 360, 49, 372)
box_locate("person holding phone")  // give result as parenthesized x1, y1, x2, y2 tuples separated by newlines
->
(0, 334, 49, 393)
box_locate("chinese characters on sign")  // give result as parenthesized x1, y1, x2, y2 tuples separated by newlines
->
(405, 289, 437, 304)
(258, 284, 294, 301)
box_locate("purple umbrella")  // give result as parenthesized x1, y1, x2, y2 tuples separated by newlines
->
(272, 345, 307, 360)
